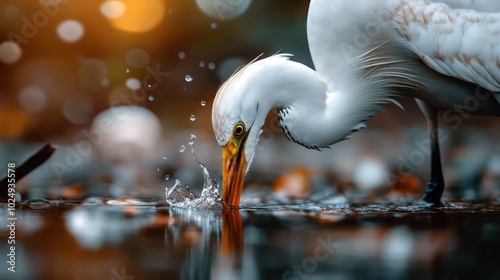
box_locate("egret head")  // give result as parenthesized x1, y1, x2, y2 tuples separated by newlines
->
(211, 56, 276, 207)
(212, 54, 332, 207)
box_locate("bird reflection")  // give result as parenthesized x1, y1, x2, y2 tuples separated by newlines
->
(167, 208, 246, 279)
(221, 209, 244, 253)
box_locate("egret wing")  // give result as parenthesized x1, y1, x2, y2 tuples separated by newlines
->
(437, 0, 500, 12)
(389, 0, 500, 93)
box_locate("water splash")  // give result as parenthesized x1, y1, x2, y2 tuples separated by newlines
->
(165, 134, 225, 209)
(166, 179, 198, 205)
(188, 134, 220, 198)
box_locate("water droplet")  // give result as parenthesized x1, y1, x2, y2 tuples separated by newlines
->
(199, 61, 205, 68)
(148, 84, 152, 88)
(180, 145, 185, 153)
(211, 23, 218, 29)
(163, 155, 167, 160)
(125, 68, 130, 73)
(157, 168, 160, 172)
(178, 52, 185, 60)
(201, 101, 206, 106)
(165, 175, 170, 181)
(190, 115, 196, 121)
(148, 95, 155, 101)
(189, 134, 196, 145)
(208, 62, 216, 70)
(185, 75, 193, 82)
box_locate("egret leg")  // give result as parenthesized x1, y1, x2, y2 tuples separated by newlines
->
(416, 100, 444, 206)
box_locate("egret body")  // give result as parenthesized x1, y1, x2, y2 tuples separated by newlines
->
(212, 0, 500, 207)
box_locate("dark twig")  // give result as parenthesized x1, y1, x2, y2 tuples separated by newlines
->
(1, 143, 56, 202)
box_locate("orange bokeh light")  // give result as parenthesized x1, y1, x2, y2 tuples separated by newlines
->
(106, 0, 165, 33)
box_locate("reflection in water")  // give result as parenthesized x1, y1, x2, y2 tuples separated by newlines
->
(65, 204, 156, 249)
(2, 199, 499, 279)
(167, 208, 248, 279)
(221, 210, 243, 253)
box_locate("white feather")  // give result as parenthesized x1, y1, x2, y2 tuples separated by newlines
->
(387, 0, 500, 92)
(212, 0, 500, 174)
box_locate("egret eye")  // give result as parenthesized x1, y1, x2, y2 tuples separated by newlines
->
(233, 123, 245, 138)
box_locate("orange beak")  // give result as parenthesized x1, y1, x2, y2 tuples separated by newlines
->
(221, 136, 248, 208)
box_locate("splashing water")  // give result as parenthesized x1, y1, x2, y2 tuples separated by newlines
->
(165, 134, 225, 209)
(166, 179, 198, 204)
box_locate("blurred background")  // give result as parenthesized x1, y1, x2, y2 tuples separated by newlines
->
(0, 0, 499, 201)
(0, 2, 499, 280)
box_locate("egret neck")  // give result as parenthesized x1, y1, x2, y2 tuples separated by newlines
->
(214, 55, 399, 207)
(241, 56, 382, 152)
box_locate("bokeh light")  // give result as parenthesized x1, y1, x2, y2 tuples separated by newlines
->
(3, 5, 19, 19)
(18, 86, 47, 114)
(78, 58, 108, 89)
(92, 105, 162, 160)
(99, 0, 126, 19)
(124, 48, 150, 68)
(56, 20, 85, 43)
(195, 0, 252, 20)
(217, 57, 246, 81)
(40, 0, 66, 6)
(125, 78, 141, 90)
(0, 41, 22, 64)
(107, 0, 165, 33)
(62, 94, 94, 124)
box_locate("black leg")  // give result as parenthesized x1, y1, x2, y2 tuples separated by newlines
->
(416, 100, 444, 206)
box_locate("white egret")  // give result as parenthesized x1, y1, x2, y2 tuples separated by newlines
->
(212, 0, 500, 207)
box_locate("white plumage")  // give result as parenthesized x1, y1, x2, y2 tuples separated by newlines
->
(212, 0, 500, 207)
(388, 0, 500, 92)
